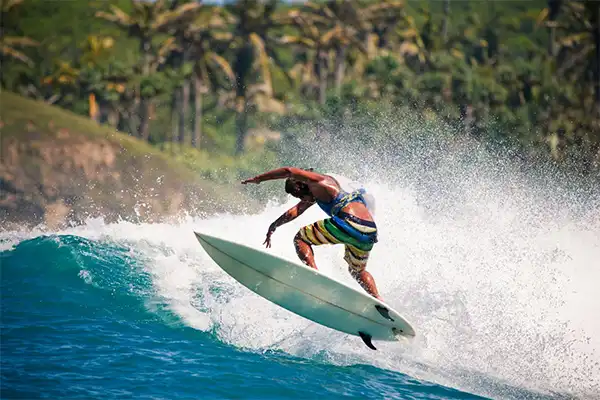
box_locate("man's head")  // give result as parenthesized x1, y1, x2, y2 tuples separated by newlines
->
(284, 178, 311, 199)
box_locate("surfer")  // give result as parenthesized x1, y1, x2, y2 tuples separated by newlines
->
(241, 167, 383, 301)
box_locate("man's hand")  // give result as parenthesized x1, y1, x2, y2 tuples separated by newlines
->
(241, 176, 261, 184)
(262, 201, 313, 249)
(264, 226, 275, 248)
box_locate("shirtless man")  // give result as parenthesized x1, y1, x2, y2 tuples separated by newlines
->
(242, 167, 382, 300)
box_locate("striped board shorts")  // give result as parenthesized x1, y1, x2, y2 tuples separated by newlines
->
(298, 217, 377, 274)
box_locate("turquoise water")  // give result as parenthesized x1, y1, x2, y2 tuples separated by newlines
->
(2, 234, 482, 400)
(2, 171, 599, 399)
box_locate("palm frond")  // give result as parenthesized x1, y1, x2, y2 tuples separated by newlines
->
(209, 53, 235, 82)
(321, 27, 340, 46)
(156, 36, 177, 59)
(96, 6, 133, 27)
(279, 35, 316, 48)
(536, 7, 549, 27)
(559, 32, 591, 48)
(249, 32, 272, 96)
(0, 44, 33, 66)
(152, 2, 202, 31)
(252, 92, 286, 114)
(1, 0, 23, 13)
(2, 36, 38, 47)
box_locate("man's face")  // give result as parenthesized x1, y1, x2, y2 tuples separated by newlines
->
(290, 181, 312, 200)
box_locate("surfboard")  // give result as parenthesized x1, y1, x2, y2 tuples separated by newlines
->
(194, 231, 416, 350)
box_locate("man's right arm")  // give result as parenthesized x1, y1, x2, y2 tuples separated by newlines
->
(269, 200, 314, 232)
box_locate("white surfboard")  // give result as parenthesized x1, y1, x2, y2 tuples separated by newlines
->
(194, 231, 416, 350)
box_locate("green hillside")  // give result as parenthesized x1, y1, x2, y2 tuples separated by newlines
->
(0, 91, 258, 229)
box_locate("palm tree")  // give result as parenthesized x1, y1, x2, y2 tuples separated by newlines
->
(185, 7, 235, 148)
(396, 14, 430, 66)
(545, 0, 563, 56)
(96, 0, 202, 140)
(365, 0, 406, 50)
(347, 1, 405, 88)
(80, 35, 116, 122)
(442, 0, 450, 44)
(285, 0, 404, 101)
(164, 0, 208, 146)
(0, 0, 38, 67)
(298, 1, 364, 98)
(278, 9, 333, 104)
(225, 0, 287, 154)
(539, 1, 600, 113)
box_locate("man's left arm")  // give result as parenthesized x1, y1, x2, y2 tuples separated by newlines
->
(242, 167, 323, 184)
(263, 200, 314, 248)
(268, 200, 314, 232)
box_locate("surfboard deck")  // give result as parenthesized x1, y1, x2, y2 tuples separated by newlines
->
(194, 231, 415, 350)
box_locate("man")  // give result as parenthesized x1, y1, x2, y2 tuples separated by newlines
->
(241, 167, 383, 301)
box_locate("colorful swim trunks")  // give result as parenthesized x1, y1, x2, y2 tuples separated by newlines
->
(298, 215, 377, 273)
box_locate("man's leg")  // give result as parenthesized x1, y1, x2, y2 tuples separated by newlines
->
(294, 232, 318, 270)
(345, 245, 383, 301)
(350, 269, 382, 301)
(294, 220, 340, 270)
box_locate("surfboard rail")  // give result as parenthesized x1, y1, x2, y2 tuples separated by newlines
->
(194, 231, 416, 349)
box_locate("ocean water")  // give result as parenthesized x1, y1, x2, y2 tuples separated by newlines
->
(2, 170, 599, 400)
(3, 121, 600, 399)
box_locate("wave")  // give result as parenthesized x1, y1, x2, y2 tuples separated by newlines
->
(3, 118, 599, 399)
(2, 186, 598, 400)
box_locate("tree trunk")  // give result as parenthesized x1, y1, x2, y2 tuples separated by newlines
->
(548, 26, 556, 57)
(192, 75, 203, 148)
(235, 96, 248, 155)
(98, 99, 108, 125)
(460, 103, 473, 136)
(117, 108, 128, 132)
(138, 38, 152, 140)
(442, 0, 450, 44)
(177, 39, 190, 145)
(171, 90, 178, 144)
(108, 108, 119, 128)
(233, 43, 252, 154)
(178, 78, 189, 144)
(139, 98, 151, 140)
(334, 45, 347, 96)
(317, 50, 327, 104)
(547, 0, 562, 57)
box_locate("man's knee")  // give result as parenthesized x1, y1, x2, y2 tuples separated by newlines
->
(294, 231, 313, 251)
(294, 231, 305, 245)
(348, 264, 366, 279)
(345, 252, 368, 279)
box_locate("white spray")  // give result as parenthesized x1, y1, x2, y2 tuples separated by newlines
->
(2, 119, 599, 399)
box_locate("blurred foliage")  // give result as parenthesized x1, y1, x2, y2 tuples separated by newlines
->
(1, 0, 599, 178)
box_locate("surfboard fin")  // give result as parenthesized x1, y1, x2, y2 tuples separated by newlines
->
(375, 305, 394, 321)
(358, 331, 377, 350)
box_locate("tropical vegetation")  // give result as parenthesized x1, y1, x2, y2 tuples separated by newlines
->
(1, 0, 599, 176)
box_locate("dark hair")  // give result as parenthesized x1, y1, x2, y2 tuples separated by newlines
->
(284, 179, 310, 197)
(284, 178, 296, 194)
(285, 168, 314, 196)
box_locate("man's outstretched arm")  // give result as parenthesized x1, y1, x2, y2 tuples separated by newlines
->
(263, 200, 314, 248)
(242, 167, 323, 184)
(268, 200, 314, 232)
